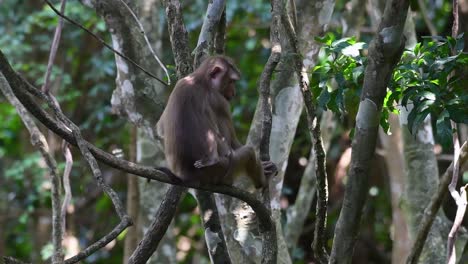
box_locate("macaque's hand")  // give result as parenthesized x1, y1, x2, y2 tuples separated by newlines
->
(194, 157, 219, 169)
(262, 161, 278, 178)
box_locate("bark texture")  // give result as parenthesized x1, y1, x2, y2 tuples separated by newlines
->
(330, 1, 409, 263)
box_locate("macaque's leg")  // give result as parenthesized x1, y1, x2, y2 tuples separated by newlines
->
(230, 146, 265, 188)
(194, 146, 275, 188)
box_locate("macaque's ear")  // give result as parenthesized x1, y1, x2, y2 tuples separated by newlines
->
(209, 65, 224, 80)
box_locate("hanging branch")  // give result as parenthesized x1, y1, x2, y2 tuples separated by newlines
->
(61, 142, 73, 236)
(281, 9, 329, 264)
(254, 0, 285, 263)
(43, 0, 168, 86)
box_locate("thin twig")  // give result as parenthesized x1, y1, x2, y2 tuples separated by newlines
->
(42, 0, 67, 93)
(117, 0, 171, 84)
(61, 142, 73, 236)
(446, 2, 462, 262)
(43, 0, 168, 86)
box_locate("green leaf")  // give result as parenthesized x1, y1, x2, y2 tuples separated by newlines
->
(446, 104, 468, 123)
(436, 114, 453, 148)
(380, 109, 390, 134)
(342, 42, 366, 57)
(407, 106, 431, 135)
(318, 88, 331, 109)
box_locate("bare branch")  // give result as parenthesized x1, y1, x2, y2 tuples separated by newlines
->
(61, 142, 73, 236)
(446, 2, 462, 262)
(64, 217, 132, 264)
(3, 257, 30, 264)
(43, 0, 168, 86)
(193, 0, 227, 66)
(214, 9, 227, 55)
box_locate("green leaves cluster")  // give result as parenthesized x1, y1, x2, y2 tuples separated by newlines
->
(389, 35, 467, 146)
(310, 33, 468, 147)
(311, 33, 367, 119)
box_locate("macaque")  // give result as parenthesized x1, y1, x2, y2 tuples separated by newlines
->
(158, 56, 277, 188)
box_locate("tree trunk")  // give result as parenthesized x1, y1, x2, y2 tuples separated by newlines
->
(330, 1, 409, 263)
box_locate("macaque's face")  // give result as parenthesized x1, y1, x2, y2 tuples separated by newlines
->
(209, 62, 240, 101)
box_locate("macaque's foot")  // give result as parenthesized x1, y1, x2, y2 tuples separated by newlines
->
(194, 157, 218, 168)
(262, 161, 278, 178)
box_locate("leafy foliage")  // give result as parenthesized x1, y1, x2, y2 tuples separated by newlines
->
(310, 33, 468, 146)
(389, 35, 467, 146)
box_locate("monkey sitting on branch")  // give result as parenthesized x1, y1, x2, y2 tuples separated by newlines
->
(158, 56, 277, 188)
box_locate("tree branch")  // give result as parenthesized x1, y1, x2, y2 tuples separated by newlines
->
(193, 0, 227, 66)
(128, 186, 186, 264)
(162, 0, 193, 78)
